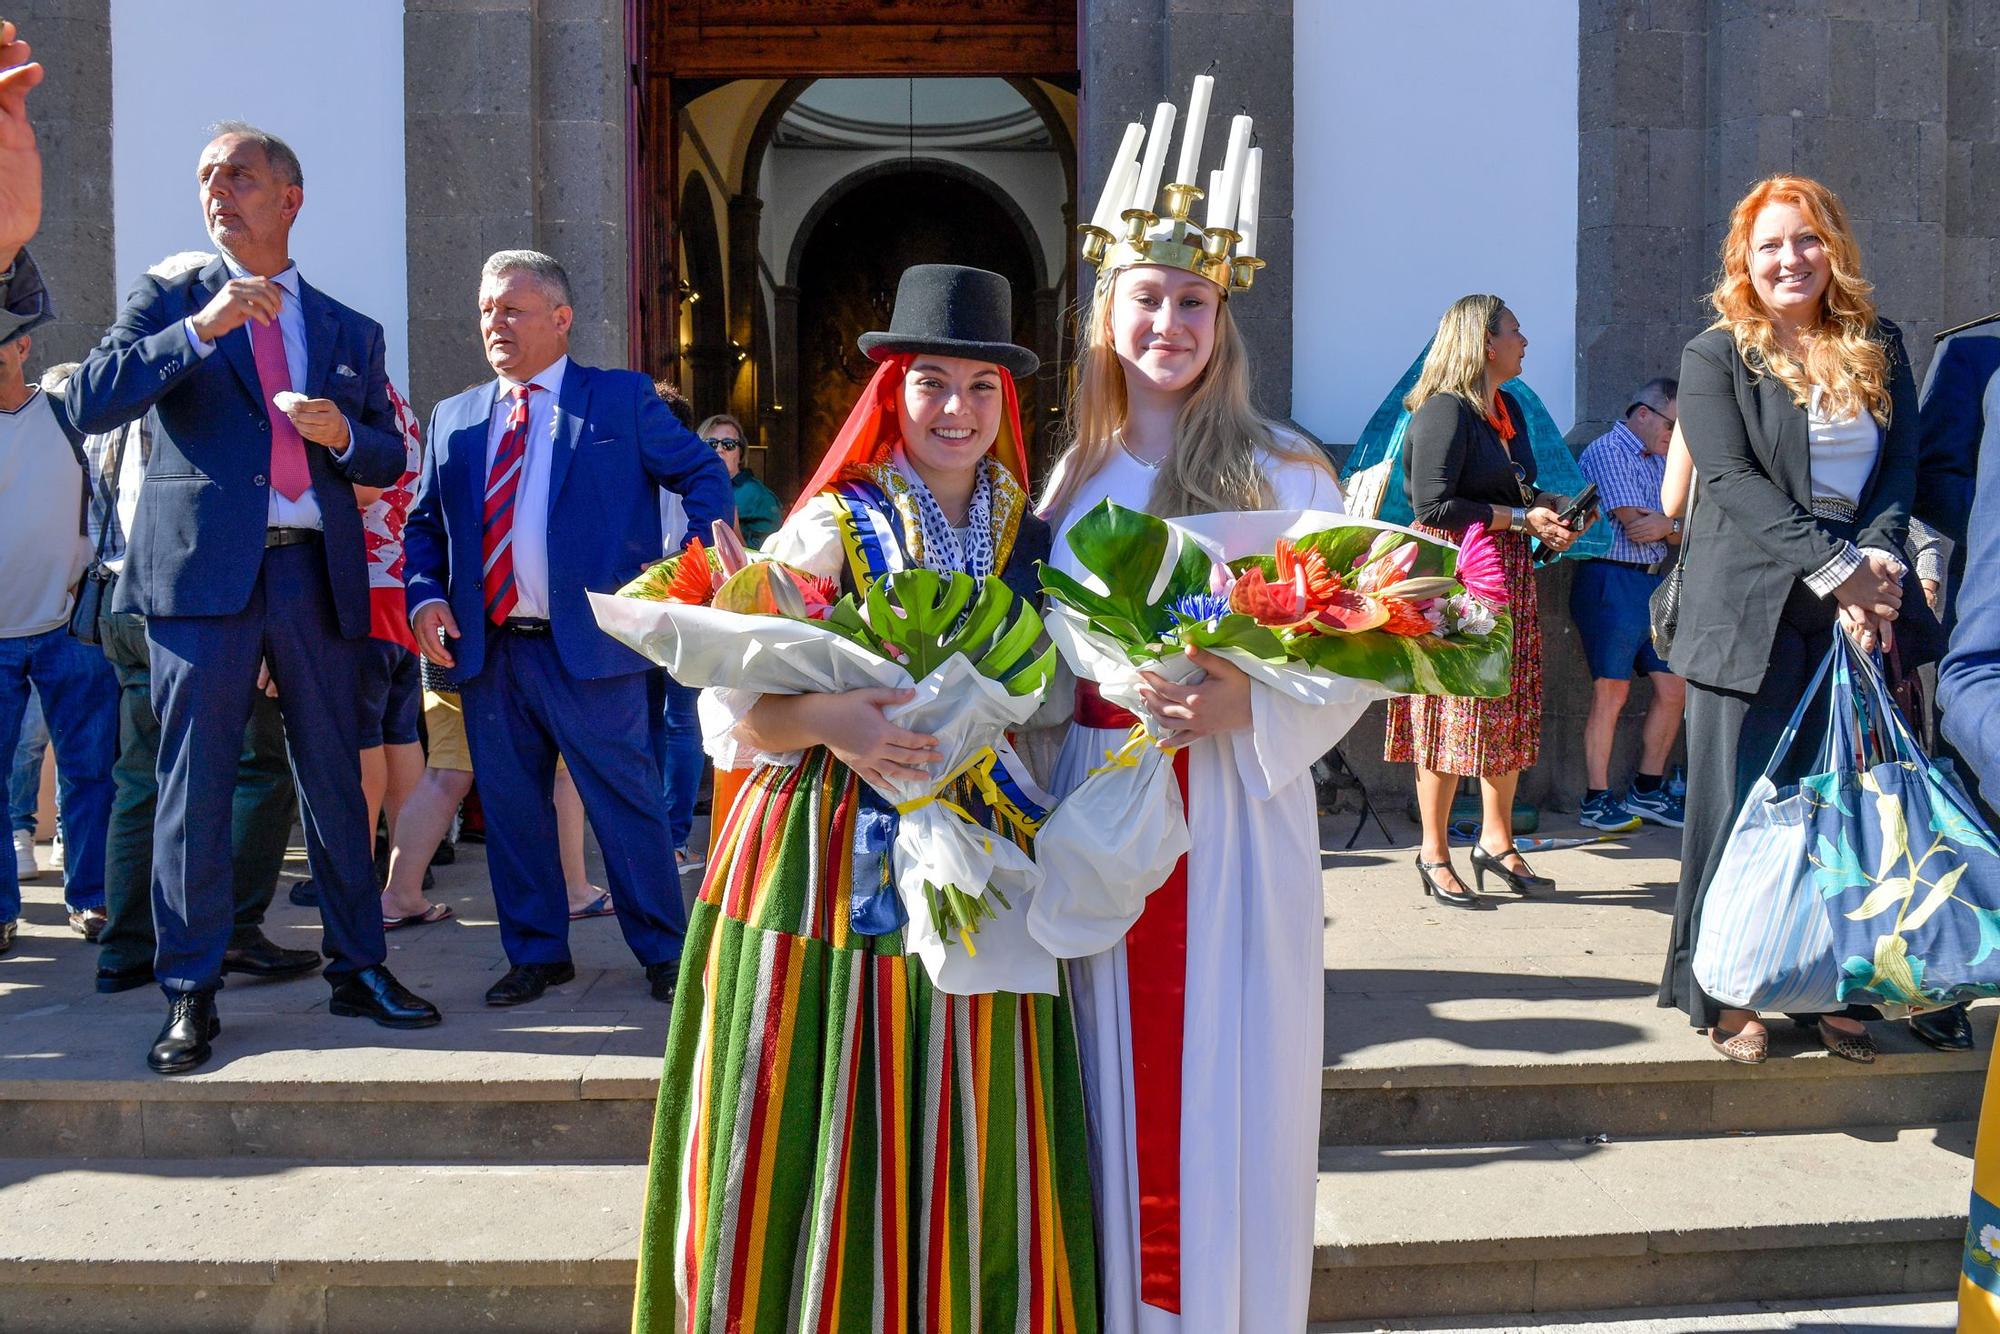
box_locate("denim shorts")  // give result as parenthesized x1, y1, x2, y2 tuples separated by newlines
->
(1570, 559, 1670, 680)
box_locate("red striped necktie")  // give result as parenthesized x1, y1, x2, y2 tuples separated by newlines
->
(482, 383, 541, 624)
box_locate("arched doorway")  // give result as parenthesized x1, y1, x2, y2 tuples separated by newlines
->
(792, 166, 1041, 490)
(676, 177, 730, 420)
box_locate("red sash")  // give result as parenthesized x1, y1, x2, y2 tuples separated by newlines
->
(1075, 681, 1189, 1312)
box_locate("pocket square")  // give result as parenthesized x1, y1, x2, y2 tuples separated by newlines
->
(335, 364, 358, 378)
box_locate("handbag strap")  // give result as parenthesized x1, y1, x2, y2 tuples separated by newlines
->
(1758, 640, 1843, 783)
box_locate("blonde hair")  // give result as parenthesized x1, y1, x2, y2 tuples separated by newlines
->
(1040, 270, 1328, 520)
(696, 412, 746, 440)
(1405, 294, 1507, 417)
(1710, 174, 1891, 426)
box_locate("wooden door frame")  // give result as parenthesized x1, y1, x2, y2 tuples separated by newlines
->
(626, 0, 1080, 375)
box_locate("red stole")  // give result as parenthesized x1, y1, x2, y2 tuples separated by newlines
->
(1075, 681, 1189, 1313)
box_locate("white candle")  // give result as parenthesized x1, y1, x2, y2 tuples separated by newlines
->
(1132, 101, 1177, 214)
(1209, 115, 1253, 234)
(1236, 146, 1262, 257)
(1205, 169, 1225, 229)
(1090, 121, 1147, 230)
(1174, 74, 1214, 187)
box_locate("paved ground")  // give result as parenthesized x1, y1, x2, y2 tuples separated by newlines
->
(1312, 1294, 1955, 1332)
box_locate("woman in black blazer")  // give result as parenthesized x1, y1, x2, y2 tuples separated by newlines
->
(1660, 175, 1919, 1065)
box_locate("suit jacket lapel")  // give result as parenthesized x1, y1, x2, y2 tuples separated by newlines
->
(298, 278, 339, 397)
(199, 258, 265, 407)
(454, 383, 501, 551)
(1752, 363, 1812, 504)
(547, 362, 589, 509)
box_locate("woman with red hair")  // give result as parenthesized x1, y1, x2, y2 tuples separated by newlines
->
(1659, 175, 1921, 1065)
(631, 266, 1097, 1332)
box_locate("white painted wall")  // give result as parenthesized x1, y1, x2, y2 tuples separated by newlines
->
(110, 0, 410, 392)
(1292, 0, 1579, 443)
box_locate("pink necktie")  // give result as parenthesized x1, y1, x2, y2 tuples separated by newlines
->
(249, 312, 311, 502)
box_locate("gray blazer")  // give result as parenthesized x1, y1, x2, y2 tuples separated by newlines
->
(1669, 320, 1917, 693)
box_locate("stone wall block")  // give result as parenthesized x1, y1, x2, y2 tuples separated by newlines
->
(1874, 20, 1946, 121)
(1919, 120, 1949, 222)
(407, 113, 537, 223)
(1646, 126, 1702, 224)
(1828, 20, 1877, 119)
(1719, 13, 1830, 118)
(1949, 46, 1999, 142)
(1970, 140, 2000, 227)
(1945, 237, 2000, 326)
(1580, 0, 1647, 35)
(1853, 218, 1945, 326)
(1578, 128, 1616, 230)
(1712, 114, 1795, 204)
(405, 0, 529, 12)
(1950, 0, 2000, 50)
(536, 118, 621, 223)
(1794, 117, 1923, 222)
(1646, 0, 1705, 35)
(541, 17, 624, 126)
(406, 315, 484, 413)
(1831, 0, 1921, 20)
(1616, 28, 1694, 128)
(1946, 140, 1975, 228)
(409, 9, 534, 117)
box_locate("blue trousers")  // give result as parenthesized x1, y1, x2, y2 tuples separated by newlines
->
(648, 670, 703, 851)
(8, 685, 46, 834)
(461, 628, 685, 968)
(147, 543, 384, 993)
(0, 628, 117, 919)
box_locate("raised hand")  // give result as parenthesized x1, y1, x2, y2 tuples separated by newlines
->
(0, 19, 45, 267)
(189, 277, 284, 344)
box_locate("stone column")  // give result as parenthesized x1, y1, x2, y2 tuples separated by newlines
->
(772, 283, 800, 487)
(1079, 0, 1295, 418)
(726, 193, 763, 433)
(404, 0, 628, 411)
(1945, 0, 2000, 330)
(18, 0, 114, 372)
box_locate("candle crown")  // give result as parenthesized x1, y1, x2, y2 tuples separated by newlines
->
(1077, 77, 1269, 296)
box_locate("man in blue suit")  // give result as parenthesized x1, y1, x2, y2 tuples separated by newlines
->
(68, 123, 440, 1074)
(403, 250, 732, 1007)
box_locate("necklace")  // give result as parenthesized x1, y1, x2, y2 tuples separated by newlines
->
(1118, 435, 1166, 470)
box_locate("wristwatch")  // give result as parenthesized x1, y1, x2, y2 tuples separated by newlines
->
(1506, 507, 1528, 533)
(1671, 518, 1684, 536)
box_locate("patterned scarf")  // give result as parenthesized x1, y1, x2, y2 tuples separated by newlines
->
(891, 451, 997, 578)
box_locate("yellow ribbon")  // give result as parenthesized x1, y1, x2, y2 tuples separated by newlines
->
(893, 744, 1044, 844)
(1088, 725, 1151, 778)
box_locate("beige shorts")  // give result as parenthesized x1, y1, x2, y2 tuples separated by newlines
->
(423, 688, 567, 775)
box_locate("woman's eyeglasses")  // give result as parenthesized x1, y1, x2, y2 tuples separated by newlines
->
(705, 437, 742, 452)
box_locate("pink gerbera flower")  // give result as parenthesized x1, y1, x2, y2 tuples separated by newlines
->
(1456, 522, 1510, 607)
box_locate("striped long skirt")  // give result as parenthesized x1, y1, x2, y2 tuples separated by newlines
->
(632, 747, 1100, 1334)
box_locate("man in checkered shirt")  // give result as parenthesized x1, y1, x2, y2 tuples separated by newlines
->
(1571, 377, 1688, 831)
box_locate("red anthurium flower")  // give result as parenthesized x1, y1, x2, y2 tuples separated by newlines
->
(1229, 565, 1310, 627)
(1309, 589, 1391, 633)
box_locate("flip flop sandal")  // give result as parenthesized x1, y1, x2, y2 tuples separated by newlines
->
(1708, 1023, 1768, 1064)
(568, 892, 616, 921)
(1819, 1024, 1876, 1064)
(383, 903, 454, 931)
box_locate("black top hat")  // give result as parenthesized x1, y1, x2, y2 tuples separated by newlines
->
(857, 265, 1039, 379)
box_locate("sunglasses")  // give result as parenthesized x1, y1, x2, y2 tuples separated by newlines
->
(705, 437, 742, 451)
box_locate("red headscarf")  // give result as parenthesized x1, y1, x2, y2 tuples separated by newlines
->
(787, 352, 1032, 518)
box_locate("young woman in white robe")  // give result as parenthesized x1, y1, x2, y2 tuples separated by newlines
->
(1038, 262, 1373, 1333)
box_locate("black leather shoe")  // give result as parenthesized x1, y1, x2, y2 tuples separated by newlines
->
(646, 961, 679, 1005)
(328, 964, 442, 1028)
(287, 879, 319, 908)
(1911, 1003, 1976, 1052)
(222, 933, 322, 979)
(149, 991, 219, 1075)
(96, 961, 154, 994)
(485, 961, 575, 1007)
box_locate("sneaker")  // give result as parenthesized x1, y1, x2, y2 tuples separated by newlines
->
(1666, 765, 1687, 800)
(1579, 792, 1641, 832)
(1624, 784, 1686, 828)
(49, 829, 62, 870)
(13, 830, 35, 879)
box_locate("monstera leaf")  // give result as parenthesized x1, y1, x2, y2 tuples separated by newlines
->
(827, 568, 1056, 697)
(1038, 500, 1214, 652)
(618, 541, 723, 602)
(1284, 610, 1515, 698)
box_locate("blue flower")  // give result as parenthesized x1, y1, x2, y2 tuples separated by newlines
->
(1168, 593, 1230, 627)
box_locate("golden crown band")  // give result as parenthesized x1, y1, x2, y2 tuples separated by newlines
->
(1077, 181, 1266, 294)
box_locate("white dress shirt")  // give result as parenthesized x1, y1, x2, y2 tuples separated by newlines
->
(486, 356, 571, 620)
(183, 255, 344, 528)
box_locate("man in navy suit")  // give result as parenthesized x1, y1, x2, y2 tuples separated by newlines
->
(403, 250, 732, 1007)
(68, 123, 440, 1074)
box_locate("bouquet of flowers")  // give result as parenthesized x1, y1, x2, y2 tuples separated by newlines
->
(591, 535, 1063, 996)
(1027, 500, 1512, 957)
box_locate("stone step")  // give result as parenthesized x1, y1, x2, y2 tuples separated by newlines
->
(0, 1124, 1973, 1329)
(1319, 994, 1992, 1145)
(2, 998, 1986, 1161)
(1310, 1122, 1975, 1324)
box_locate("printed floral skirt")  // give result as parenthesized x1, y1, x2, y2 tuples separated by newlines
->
(1385, 527, 1542, 776)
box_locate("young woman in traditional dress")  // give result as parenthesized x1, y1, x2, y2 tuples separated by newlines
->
(1039, 252, 1374, 1332)
(631, 265, 1098, 1334)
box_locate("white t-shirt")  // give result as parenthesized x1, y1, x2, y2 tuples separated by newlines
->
(0, 389, 91, 637)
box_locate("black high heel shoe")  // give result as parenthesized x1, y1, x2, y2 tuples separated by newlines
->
(1416, 855, 1484, 909)
(1470, 845, 1554, 896)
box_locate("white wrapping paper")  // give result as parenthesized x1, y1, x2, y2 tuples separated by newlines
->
(588, 591, 1060, 995)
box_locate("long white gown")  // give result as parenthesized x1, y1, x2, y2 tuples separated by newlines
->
(1046, 444, 1371, 1334)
